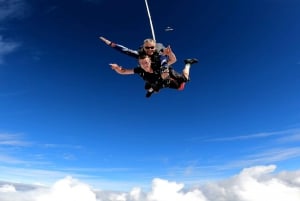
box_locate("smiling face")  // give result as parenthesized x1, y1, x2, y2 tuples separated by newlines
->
(138, 55, 152, 72)
(143, 39, 156, 56)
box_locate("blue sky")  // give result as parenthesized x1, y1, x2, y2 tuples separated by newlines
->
(1, 0, 300, 196)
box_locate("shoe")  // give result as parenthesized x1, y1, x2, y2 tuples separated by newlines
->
(178, 82, 185, 91)
(184, 58, 198, 65)
(145, 91, 153, 98)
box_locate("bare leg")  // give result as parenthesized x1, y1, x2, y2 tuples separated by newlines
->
(183, 58, 198, 80)
(182, 63, 191, 80)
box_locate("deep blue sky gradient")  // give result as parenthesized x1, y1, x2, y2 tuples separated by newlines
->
(0, 0, 300, 190)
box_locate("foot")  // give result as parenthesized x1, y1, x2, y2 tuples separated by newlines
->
(184, 58, 198, 65)
(99, 36, 112, 46)
(145, 91, 154, 98)
(178, 82, 186, 91)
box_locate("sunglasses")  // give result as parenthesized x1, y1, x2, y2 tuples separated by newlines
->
(144, 46, 155, 50)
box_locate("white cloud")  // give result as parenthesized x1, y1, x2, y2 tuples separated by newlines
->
(0, 133, 30, 146)
(36, 176, 97, 201)
(147, 178, 207, 201)
(219, 147, 300, 171)
(43, 143, 82, 149)
(0, 184, 16, 192)
(202, 165, 300, 201)
(0, 0, 27, 21)
(206, 128, 299, 142)
(0, 0, 27, 63)
(0, 35, 19, 64)
(249, 147, 300, 163)
(0, 165, 299, 201)
(277, 132, 300, 143)
(0, 154, 27, 164)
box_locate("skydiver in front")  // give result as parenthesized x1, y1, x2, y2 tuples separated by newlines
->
(109, 54, 198, 98)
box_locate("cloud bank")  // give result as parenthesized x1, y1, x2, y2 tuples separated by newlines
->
(0, 165, 299, 201)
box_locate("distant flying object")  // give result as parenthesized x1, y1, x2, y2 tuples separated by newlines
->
(164, 26, 174, 32)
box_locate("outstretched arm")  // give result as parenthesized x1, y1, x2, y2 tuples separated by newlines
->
(99, 36, 139, 59)
(99, 36, 113, 46)
(109, 63, 134, 75)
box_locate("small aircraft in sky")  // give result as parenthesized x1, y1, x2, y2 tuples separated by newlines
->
(164, 26, 174, 32)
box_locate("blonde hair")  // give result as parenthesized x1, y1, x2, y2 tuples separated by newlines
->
(143, 38, 156, 45)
